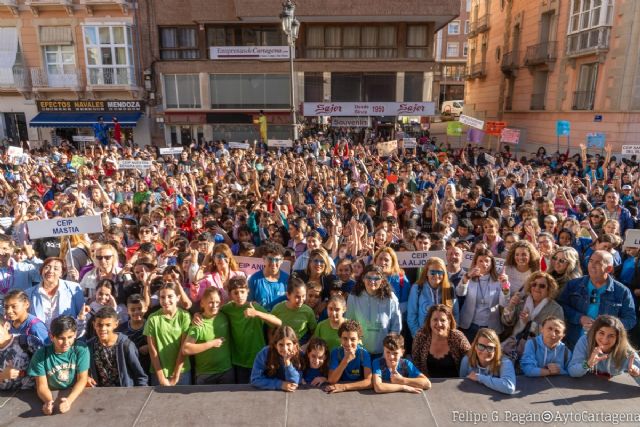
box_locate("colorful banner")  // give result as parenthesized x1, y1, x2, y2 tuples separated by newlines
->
(556, 120, 571, 137)
(210, 46, 290, 60)
(467, 128, 484, 143)
(500, 128, 521, 144)
(447, 121, 463, 136)
(485, 121, 507, 136)
(303, 102, 436, 117)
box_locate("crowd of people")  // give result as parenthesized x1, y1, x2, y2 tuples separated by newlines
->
(1, 131, 640, 415)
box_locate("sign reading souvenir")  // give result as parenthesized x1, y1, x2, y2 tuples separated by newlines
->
(210, 46, 290, 60)
(403, 138, 417, 149)
(303, 102, 436, 117)
(118, 160, 153, 170)
(447, 121, 463, 136)
(622, 145, 640, 155)
(556, 120, 571, 137)
(485, 121, 507, 136)
(586, 133, 606, 149)
(331, 117, 371, 128)
(267, 139, 293, 148)
(624, 229, 640, 248)
(462, 251, 505, 271)
(37, 100, 144, 112)
(459, 114, 485, 130)
(159, 147, 184, 155)
(376, 140, 398, 156)
(395, 251, 447, 269)
(27, 215, 104, 239)
(500, 128, 521, 144)
(235, 256, 292, 277)
(228, 142, 250, 150)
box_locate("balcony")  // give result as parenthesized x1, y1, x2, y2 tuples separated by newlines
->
(524, 41, 557, 67)
(465, 62, 486, 79)
(572, 90, 595, 110)
(25, 0, 73, 16)
(87, 67, 137, 89)
(566, 27, 611, 58)
(30, 68, 83, 91)
(530, 93, 546, 110)
(1, 0, 19, 16)
(0, 66, 31, 92)
(80, 0, 131, 15)
(500, 51, 519, 73)
(469, 14, 490, 37)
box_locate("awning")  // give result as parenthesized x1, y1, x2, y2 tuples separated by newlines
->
(29, 112, 142, 128)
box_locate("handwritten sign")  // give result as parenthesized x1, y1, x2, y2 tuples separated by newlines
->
(7, 146, 23, 157)
(459, 114, 485, 130)
(235, 256, 292, 278)
(267, 139, 293, 148)
(118, 160, 152, 170)
(396, 251, 447, 269)
(624, 229, 640, 248)
(376, 140, 398, 156)
(229, 142, 250, 150)
(27, 215, 104, 239)
(159, 147, 184, 155)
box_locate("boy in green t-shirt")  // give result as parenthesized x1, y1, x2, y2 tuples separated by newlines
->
(28, 316, 90, 415)
(182, 287, 234, 384)
(271, 276, 317, 343)
(220, 276, 282, 384)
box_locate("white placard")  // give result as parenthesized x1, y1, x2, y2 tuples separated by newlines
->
(118, 160, 152, 170)
(229, 142, 250, 150)
(461, 251, 505, 271)
(624, 229, 640, 248)
(267, 139, 293, 148)
(622, 145, 640, 155)
(303, 102, 436, 117)
(459, 114, 485, 130)
(376, 140, 398, 156)
(7, 146, 23, 157)
(485, 154, 496, 165)
(331, 116, 371, 128)
(235, 256, 292, 278)
(396, 251, 447, 269)
(72, 136, 95, 142)
(210, 46, 290, 60)
(159, 147, 184, 155)
(403, 137, 417, 149)
(27, 215, 104, 239)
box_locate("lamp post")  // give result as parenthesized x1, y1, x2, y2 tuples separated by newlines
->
(280, 0, 300, 142)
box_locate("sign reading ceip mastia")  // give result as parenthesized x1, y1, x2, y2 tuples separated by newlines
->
(27, 215, 104, 239)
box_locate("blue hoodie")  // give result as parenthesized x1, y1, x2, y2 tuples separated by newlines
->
(459, 355, 516, 395)
(407, 283, 459, 337)
(250, 346, 302, 391)
(568, 334, 640, 384)
(520, 335, 571, 377)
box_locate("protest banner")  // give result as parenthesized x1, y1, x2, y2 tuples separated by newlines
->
(159, 147, 184, 155)
(267, 139, 293, 148)
(72, 136, 95, 143)
(235, 256, 292, 277)
(27, 215, 104, 239)
(7, 146, 23, 157)
(229, 142, 250, 150)
(376, 140, 398, 156)
(395, 251, 447, 269)
(118, 160, 153, 170)
(624, 229, 640, 248)
(485, 121, 507, 136)
(459, 114, 485, 130)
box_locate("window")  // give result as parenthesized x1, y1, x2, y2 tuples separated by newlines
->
(464, 21, 470, 34)
(331, 73, 396, 102)
(407, 25, 428, 58)
(467, 0, 472, 12)
(304, 25, 397, 59)
(304, 73, 323, 102)
(210, 74, 290, 109)
(463, 42, 468, 57)
(447, 42, 459, 57)
(448, 21, 460, 35)
(404, 72, 424, 102)
(43, 45, 77, 87)
(164, 74, 201, 108)
(83, 25, 135, 86)
(159, 27, 199, 60)
(569, 0, 613, 34)
(574, 63, 598, 110)
(206, 26, 285, 47)
(531, 70, 548, 110)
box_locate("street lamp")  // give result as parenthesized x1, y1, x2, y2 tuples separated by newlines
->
(280, 0, 300, 141)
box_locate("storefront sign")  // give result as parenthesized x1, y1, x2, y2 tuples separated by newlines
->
(210, 46, 290, 60)
(159, 147, 184, 155)
(37, 100, 144, 112)
(303, 102, 435, 117)
(27, 215, 103, 239)
(459, 114, 485, 130)
(118, 160, 152, 170)
(376, 140, 397, 156)
(229, 142, 250, 150)
(396, 251, 447, 269)
(624, 229, 640, 248)
(500, 128, 521, 144)
(267, 139, 293, 148)
(330, 117, 371, 128)
(622, 145, 640, 155)
(235, 256, 292, 278)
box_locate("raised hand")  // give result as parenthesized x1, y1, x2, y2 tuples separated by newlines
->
(244, 302, 258, 318)
(628, 355, 640, 377)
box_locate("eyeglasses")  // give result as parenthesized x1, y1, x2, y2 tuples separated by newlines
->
(312, 259, 326, 266)
(551, 256, 568, 264)
(428, 270, 445, 277)
(96, 255, 113, 261)
(365, 275, 382, 282)
(590, 214, 603, 219)
(266, 257, 283, 263)
(531, 282, 547, 289)
(476, 343, 496, 354)
(214, 254, 228, 260)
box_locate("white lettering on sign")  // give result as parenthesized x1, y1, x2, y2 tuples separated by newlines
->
(27, 215, 104, 239)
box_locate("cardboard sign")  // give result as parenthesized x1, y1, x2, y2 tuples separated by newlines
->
(461, 251, 505, 271)
(235, 256, 292, 278)
(447, 121, 463, 136)
(624, 229, 640, 248)
(229, 142, 250, 150)
(395, 251, 447, 269)
(500, 128, 520, 144)
(459, 114, 485, 130)
(556, 120, 571, 137)
(485, 121, 507, 136)
(118, 160, 152, 170)
(376, 140, 398, 156)
(159, 147, 184, 155)
(27, 215, 104, 239)
(267, 139, 293, 148)
(622, 145, 640, 155)
(403, 138, 417, 149)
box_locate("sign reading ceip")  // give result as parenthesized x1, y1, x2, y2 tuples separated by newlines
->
(624, 229, 640, 248)
(27, 215, 104, 239)
(461, 251, 506, 272)
(395, 251, 447, 269)
(235, 256, 292, 278)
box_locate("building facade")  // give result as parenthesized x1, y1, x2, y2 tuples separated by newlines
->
(136, 0, 460, 145)
(434, 0, 470, 106)
(464, 0, 640, 153)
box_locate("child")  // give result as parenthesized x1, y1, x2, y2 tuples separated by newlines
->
(115, 294, 149, 372)
(144, 282, 191, 386)
(568, 315, 640, 382)
(271, 277, 317, 343)
(250, 325, 303, 391)
(312, 295, 347, 351)
(182, 287, 234, 384)
(89, 279, 128, 327)
(305, 282, 324, 321)
(221, 276, 282, 384)
(520, 316, 571, 377)
(326, 319, 372, 393)
(459, 328, 516, 395)
(4, 289, 49, 344)
(0, 317, 42, 390)
(372, 334, 431, 394)
(336, 259, 356, 294)
(27, 316, 90, 415)
(302, 337, 329, 387)
(87, 307, 148, 386)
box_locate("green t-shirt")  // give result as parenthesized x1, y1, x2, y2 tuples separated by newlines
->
(27, 343, 90, 390)
(143, 308, 191, 377)
(186, 313, 232, 376)
(220, 301, 268, 369)
(313, 319, 343, 351)
(271, 302, 317, 340)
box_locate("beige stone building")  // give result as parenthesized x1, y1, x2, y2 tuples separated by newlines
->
(464, 0, 640, 154)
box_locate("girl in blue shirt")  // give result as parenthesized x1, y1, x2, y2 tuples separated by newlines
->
(250, 325, 303, 392)
(459, 328, 516, 395)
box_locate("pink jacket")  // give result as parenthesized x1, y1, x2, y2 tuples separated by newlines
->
(190, 270, 246, 303)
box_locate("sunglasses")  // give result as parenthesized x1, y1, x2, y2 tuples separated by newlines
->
(531, 282, 547, 289)
(551, 256, 568, 264)
(96, 255, 113, 261)
(214, 254, 228, 260)
(590, 214, 603, 219)
(265, 257, 283, 263)
(365, 275, 382, 282)
(476, 343, 496, 354)
(428, 270, 445, 277)
(311, 259, 326, 265)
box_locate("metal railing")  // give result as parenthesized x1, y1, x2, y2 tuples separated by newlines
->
(524, 41, 557, 66)
(30, 67, 83, 88)
(87, 67, 136, 86)
(566, 26, 611, 57)
(572, 90, 596, 110)
(303, 46, 399, 59)
(501, 51, 519, 72)
(465, 62, 486, 79)
(469, 14, 490, 35)
(0, 66, 30, 89)
(530, 92, 546, 110)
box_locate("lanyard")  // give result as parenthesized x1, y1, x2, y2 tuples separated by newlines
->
(476, 276, 491, 305)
